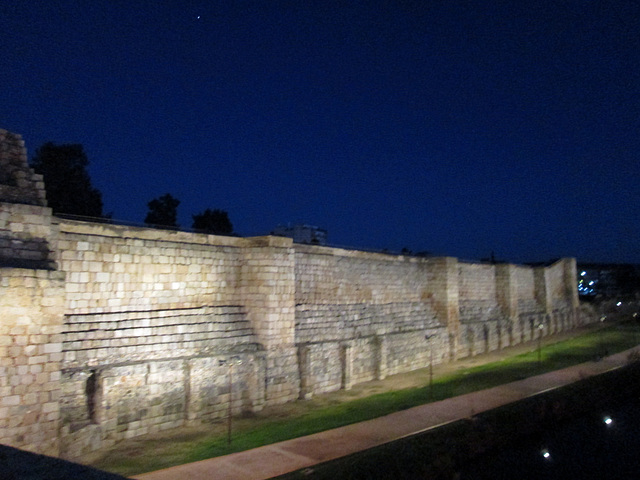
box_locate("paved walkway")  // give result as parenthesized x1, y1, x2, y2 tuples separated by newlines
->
(135, 343, 640, 480)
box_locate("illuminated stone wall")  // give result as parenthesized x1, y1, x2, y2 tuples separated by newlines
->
(58, 221, 247, 314)
(457, 260, 579, 356)
(458, 262, 500, 356)
(52, 226, 580, 455)
(0, 129, 584, 458)
(293, 246, 448, 396)
(0, 268, 65, 456)
(239, 237, 298, 405)
(55, 222, 290, 457)
(0, 130, 64, 456)
(0, 130, 47, 207)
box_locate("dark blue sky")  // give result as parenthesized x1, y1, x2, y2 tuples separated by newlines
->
(2, 1, 639, 263)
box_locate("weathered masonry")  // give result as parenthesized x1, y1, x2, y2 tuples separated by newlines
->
(0, 129, 583, 458)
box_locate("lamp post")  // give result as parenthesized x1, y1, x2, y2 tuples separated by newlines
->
(425, 333, 436, 396)
(600, 315, 606, 358)
(221, 357, 242, 445)
(537, 321, 544, 367)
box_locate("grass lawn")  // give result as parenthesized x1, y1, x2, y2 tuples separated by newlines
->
(91, 320, 640, 476)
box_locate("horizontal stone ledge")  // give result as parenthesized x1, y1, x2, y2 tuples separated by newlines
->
(60, 347, 267, 373)
(62, 334, 258, 348)
(63, 304, 247, 318)
(58, 220, 250, 247)
(295, 329, 448, 344)
(62, 318, 252, 332)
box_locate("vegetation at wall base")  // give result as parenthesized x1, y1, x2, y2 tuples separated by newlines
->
(92, 321, 640, 476)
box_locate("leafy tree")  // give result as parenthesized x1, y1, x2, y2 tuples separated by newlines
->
(144, 193, 180, 228)
(192, 208, 233, 235)
(30, 142, 105, 217)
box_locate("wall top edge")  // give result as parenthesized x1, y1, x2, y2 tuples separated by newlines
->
(294, 243, 574, 269)
(57, 219, 299, 249)
(54, 218, 574, 269)
(245, 235, 294, 248)
(294, 243, 462, 263)
(58, 218, 250, 248)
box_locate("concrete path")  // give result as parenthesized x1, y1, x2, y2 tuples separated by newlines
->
(135, 346, 639, 480)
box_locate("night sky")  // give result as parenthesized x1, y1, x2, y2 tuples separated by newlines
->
(2, 1, 639, 263)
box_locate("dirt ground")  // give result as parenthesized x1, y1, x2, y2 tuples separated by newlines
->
(79, 324, 601, 471)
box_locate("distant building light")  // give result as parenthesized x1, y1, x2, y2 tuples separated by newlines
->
(604, 416, 613, 425)
(617, 302, 622, 307)
(581, 271, 587, 276)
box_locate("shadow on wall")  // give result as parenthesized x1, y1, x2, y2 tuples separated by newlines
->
(0, 443, 128, 480)
(0, 235, 55, 269)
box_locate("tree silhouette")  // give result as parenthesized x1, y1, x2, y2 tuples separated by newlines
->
(192, 208, 233, 235)
(30, 142, 105, 217)
(144, 193, 180, 228)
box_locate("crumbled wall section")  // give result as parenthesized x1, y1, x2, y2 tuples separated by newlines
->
(0, 130, 47, 207)
(0, 130, 57, 270)
(516, 265, 537, 314)
(457, 259, 580, 356)
(0, 203, 58, 270)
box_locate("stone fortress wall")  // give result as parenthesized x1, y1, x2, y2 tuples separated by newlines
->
(0, 129, 583, 459)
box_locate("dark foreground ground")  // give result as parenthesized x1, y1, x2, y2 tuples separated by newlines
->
(0, 444, 128, 480)
(276, 361, 640, 480)
(461, 395, 640, 479)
